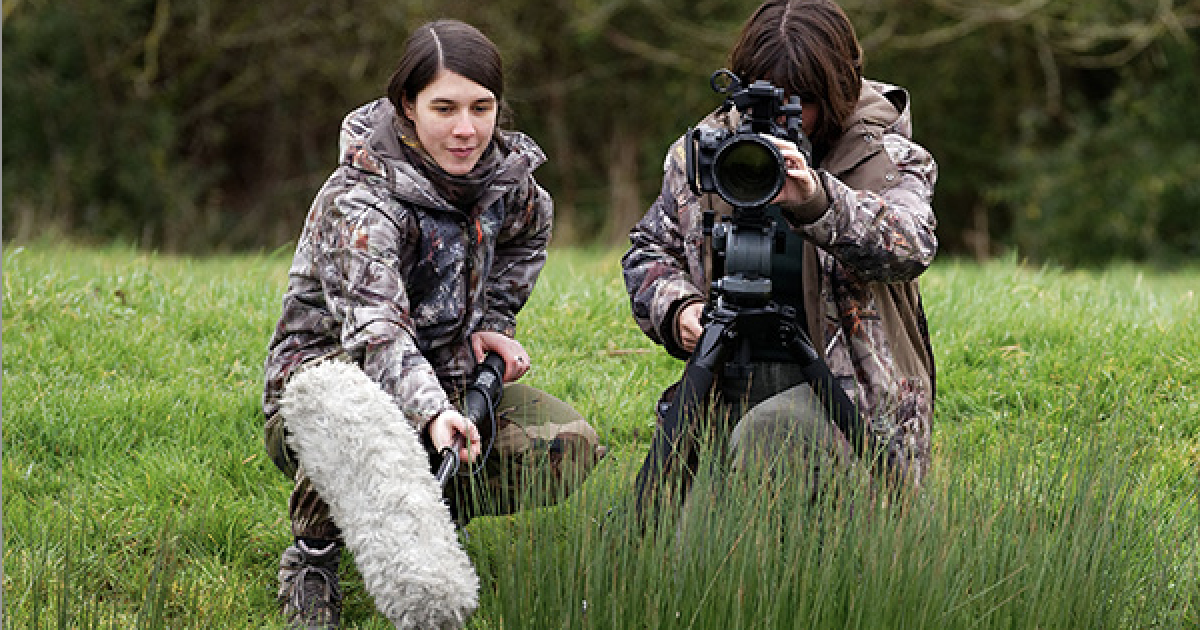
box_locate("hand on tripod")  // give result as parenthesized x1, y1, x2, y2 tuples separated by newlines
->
(676, 302, 707, 353)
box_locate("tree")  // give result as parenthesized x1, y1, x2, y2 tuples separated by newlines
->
(4, 0, 1198, 262)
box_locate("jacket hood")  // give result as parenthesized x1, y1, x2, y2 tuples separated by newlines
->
(815, 79, 911, 182)
(847, 79, 912, 140)
(336, 98, 546, 211)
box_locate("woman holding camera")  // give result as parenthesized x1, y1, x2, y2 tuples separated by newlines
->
(261, 20, 603, 628)
(622, 0, 937, 511)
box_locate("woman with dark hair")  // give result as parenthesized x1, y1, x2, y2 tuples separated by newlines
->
(623, 0, 937, 515)
(262, 19, 603, 628)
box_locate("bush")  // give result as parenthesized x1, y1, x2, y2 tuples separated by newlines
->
(1000, 39, 1200, 266)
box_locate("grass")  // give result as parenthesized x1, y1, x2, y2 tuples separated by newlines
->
(3, 242, 1197, 628)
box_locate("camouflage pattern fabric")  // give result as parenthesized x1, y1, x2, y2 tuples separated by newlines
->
(263, 98, 552, 435)
(622, 80, 938, 488)
(442, 382, 604, 523)
(262, 98, 602, 537)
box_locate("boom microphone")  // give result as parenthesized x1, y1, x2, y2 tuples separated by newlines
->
(281, 359, 480, 629)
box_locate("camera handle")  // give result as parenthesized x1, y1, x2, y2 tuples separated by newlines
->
(633, 301, 867, 525)
(435, 351, 506, 487)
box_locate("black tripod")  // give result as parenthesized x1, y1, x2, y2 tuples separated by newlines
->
(632, 221, 866, 525)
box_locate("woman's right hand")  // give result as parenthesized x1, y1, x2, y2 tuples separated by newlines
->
(427, 409, 482, 463)
(768, 135, 821, 215)
(677, 302, 706, 354)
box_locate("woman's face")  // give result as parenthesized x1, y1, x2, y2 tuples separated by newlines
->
(403, 70, 497, 175)
(799, 100, 819, 139)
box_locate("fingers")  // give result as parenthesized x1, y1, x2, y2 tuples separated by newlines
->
(678, 302, 705, 353)
(764, 136, 818, 205)
(450, 415, 482, 462)
(430, 410, 482, 463)
(766, 136, 809, 171)
(508, 353, 531, 382)
(462, 420, 482, 461)
(493, 338, 530, 382)
(469, 335, 486, 363)
(469, 330, 531, 381)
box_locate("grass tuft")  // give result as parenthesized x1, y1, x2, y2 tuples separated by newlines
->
(4, 244, 1198, 628)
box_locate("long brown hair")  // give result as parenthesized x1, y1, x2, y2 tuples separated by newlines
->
(728, 0, 863, 152)
(386, 20, 510, 128)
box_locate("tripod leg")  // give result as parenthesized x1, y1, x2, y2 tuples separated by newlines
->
(781, 325, 867, 458)
(634, 319, 731, 525)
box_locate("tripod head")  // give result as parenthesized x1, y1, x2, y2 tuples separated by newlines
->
(705, 205, 786, 308)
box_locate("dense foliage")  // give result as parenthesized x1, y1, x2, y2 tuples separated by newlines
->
(4, 0, 1198, 263)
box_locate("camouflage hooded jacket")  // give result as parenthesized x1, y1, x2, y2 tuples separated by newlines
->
(263, 98, 552, 433)
(622, 80, 938, 486)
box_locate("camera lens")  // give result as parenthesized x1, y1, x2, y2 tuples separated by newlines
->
(713, 135, 784, 208)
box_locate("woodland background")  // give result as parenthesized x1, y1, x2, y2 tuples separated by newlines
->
(4, 0, 1199, 265)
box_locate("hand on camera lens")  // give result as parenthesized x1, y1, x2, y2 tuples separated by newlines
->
(767, 136, 819, 206)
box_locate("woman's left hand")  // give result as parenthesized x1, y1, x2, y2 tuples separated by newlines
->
(768, 136, 819, 206)
(469, 330, 531, 382)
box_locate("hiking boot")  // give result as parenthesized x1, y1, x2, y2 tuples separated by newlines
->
(277, 539, 343, 629)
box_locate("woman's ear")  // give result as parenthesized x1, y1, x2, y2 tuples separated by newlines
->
(400, 96, 415, 120)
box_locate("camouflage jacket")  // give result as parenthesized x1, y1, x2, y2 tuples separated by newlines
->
(622, 80, 938, 486)
(263, 98, 552, 433)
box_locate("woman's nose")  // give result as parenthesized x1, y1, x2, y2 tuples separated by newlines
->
(451, 111, 475, 136)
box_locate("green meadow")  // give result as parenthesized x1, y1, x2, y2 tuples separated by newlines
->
(3, 243, 1197, 628)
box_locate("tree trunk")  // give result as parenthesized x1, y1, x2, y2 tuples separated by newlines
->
(606, 126, 643, 245)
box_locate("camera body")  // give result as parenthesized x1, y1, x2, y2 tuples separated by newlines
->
(685, 70, 811, 210)
(685, 70, 813, 306)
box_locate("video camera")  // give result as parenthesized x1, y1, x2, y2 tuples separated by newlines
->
(632, 73, 867, 525)
(685, 69, 811, 209)
(683, 69, 813, 307)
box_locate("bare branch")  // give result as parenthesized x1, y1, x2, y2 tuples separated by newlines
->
(604, 29, 693, 70)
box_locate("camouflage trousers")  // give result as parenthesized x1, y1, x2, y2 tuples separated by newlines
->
(265, 378, 604, 541)
(717, 362, 854, 470)
(657, 362, 857, 509)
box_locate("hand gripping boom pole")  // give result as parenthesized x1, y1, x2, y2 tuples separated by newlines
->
(281, 355, 503, 630)
(435, 352, 506, 485)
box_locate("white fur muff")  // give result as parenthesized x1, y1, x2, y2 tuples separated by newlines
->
(281, 360, 479, 629)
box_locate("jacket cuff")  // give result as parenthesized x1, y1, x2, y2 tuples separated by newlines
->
(476, 312, 517, 337)
(412, 398, 458, 435)
(779, 170, 832, 225)
(661, 296, 705, 360)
